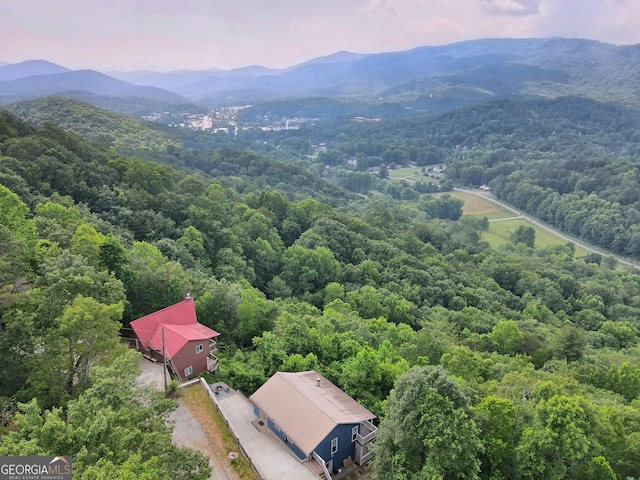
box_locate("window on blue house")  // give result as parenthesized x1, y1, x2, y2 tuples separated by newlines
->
(331, 437, 338, 455)
(352, 425, 358, 442)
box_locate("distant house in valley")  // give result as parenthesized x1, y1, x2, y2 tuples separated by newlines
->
(479, 184, 490, 191)
(250, 371, 377, 478)
(130, 295, 219, 378)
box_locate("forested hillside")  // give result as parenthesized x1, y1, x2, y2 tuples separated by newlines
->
(3, 98, 355, 205)
(2, 104, 640, 479)
(249, 96, 640, 259)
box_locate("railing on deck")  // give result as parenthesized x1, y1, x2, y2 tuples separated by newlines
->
(356, 419, 377, 445)
(312, 451, 332, 479)
(360, 449, 374, 464)
(207, 353, 219, 372)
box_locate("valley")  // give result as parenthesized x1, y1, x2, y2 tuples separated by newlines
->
(3, 34, 640, 480)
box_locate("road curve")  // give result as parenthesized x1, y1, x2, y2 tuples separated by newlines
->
(454, 188, 640, 270)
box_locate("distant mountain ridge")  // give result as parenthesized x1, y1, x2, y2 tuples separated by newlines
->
(0, 66, 197, 115)
(126, 38, 640, 110)
(5, 38, 640, 114)
(0, 69, 184, 100)
(108, 50, 368, 90)
(0, 60, 71, 81)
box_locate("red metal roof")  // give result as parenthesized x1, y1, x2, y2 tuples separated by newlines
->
(149, 322, 219, 358)
(130, 298, 219, 359)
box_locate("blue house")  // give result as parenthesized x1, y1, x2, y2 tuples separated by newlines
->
(250, 371, 377, 478)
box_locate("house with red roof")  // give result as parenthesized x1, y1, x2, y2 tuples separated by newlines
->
(130, 295, 220, 378)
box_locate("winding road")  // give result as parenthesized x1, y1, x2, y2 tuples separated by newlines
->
(454, 188, 640, 270)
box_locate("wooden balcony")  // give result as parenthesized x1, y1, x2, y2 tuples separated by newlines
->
(354, 420, 377, 466)
(207, 353, 218, 372)
(210, 339, 218, 352)
(355, 419, 377, 445)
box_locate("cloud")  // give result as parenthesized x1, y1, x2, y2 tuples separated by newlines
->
(291, 20, 331, 34)
(2, 0, 640, 70)
(481, 0, 541, 16)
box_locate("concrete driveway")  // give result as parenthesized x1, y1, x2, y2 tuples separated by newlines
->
(214, 389, 318, 480)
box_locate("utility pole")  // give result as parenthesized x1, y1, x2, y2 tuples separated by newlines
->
(162, 327, 168, 390)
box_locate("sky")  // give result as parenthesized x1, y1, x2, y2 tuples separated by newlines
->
(1, 0, 639, 72)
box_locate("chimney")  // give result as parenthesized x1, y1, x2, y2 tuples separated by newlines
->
(185, 293, 191, 300)
(316, 378, 321, 387)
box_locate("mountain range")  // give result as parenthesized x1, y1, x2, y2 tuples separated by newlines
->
(102, 38, 640, 110)
(0, 60, 201, 115)
(2, 38, 640, 115)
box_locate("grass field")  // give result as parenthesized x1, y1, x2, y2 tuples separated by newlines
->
(434, 191, 507, 216)
(483, 218, 589, 255)
(388, 165, 441, 184)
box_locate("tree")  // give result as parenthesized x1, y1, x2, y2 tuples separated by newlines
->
(606, 362, 640, 402)
(281, 245, 342, 294)
(579, 457, 616, 480)
(517, 395, 594, 480)
(0, 225, 29, 291)
(26, 295, 124, 406)
(235, 286, 276, 347)
(341, 346, 382, 409)
(584, 253, 602, 265)
(0, 183, 37, 247)
(490, 320, 524, 356)
(323, 282, 344, 305)
(71, 223, 105, 266)
(379, 163, 389, 179)
(195, 280, 240, 334)
(265, 275, 292, 299)
(372, 366, 482, 480)
(472, 395, 519, 479)
(552, 325, 586, 363)
(34, 251, 125, 330)
(99, 233, 129, 278)
(511, 225, 536, 248)
(599, 321, 639, 349)
(176, 226, 210, 268)
(441, 345, 485, 383)
(0, 351, 211, 479)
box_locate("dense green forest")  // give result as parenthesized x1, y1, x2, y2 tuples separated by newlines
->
(3, 97, 640, 480)
(240, 96, 640, 258)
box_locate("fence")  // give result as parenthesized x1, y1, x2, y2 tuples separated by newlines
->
(193, 377, 263, 480)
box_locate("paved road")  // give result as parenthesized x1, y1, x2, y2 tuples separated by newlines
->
(455, 188, 640, 270)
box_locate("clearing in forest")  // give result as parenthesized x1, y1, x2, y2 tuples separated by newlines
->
(434, 191, 508, 216)
(483, 218, 589, 255)
(388, 165, 441, 183)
